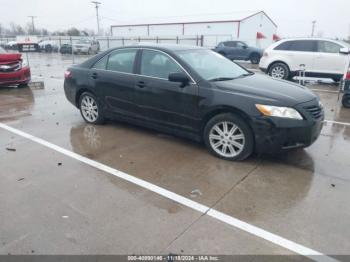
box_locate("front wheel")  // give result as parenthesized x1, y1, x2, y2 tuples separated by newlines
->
(79, 92, 105, 124)
(203, 113, 254, 161)
(342, 94, 350, 108)
(268, 62, 290, 80)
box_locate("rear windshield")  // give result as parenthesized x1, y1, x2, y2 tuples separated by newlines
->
(0, 47, 6, 54)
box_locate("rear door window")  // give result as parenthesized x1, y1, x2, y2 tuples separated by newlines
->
(275, 40, 316, 52)
(224, 41, 237, 47)
(92, 55, 108, 70)
(106, 49, 137, 73)
(317, 41, 342, 53)
(274, 41, 291, 51)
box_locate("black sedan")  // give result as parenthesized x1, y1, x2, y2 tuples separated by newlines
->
(64, 44, 324, 161)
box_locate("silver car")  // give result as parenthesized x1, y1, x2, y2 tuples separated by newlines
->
(73, 39, 100, 55)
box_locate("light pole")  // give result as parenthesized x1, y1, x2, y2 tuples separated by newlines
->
(311, 20, 316, 37)
(91, 1, 101, 35)
(28, 16, 37, 34)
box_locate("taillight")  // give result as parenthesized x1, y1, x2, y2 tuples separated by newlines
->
(346, 71, 350, 80)
(64, 70, 72, 79)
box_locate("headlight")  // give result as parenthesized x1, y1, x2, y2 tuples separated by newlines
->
(256, 104, 303, 120)
(22, 59, 28, 68)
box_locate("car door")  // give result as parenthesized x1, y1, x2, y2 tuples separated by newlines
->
(134, 49, 199, 132)
(90, 48, 140, 117)
(235, 41, 250, 60)
(223, 41, 240, 60)
(284, 40, 317, 72)
(314, 40, 348, 75)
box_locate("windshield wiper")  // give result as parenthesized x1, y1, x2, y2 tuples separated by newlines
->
(208, 77, 235, 82)
(236, 72, 255, 78)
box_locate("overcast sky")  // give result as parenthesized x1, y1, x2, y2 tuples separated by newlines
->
(1, 0, 349, 38)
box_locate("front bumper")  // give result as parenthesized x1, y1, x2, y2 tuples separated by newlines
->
(251, 99, 324, 154)
(0, 67, 31, 86)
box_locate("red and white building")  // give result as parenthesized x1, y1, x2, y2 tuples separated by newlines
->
(110, 11, 278, 48)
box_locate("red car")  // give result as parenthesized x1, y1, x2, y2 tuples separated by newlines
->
(0, 46, 31, 87)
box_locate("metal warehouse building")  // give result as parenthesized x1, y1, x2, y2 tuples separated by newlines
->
(110, 11, 278, 48)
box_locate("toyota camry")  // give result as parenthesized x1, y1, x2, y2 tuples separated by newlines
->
(64, 44, 324, 161)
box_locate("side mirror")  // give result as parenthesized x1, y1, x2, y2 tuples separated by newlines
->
(168, 72, 190, 87)
(242, 45, 248, 49)
(340, 47, 350, 55)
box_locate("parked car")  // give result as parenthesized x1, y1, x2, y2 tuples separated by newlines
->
(38, 40, 59, 53)
(60, 44, 72, 54)
(5, 41, 18, 50)
(0, 46, 31, 87)
(72, 39, 100, 55)
(259, 38, 350, 82)
(213, 41, 263, 64)
(64, 44, 324, 161)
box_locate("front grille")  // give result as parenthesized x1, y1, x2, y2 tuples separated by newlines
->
(0, 62, 21, 72)
(0, 76, 21, 82)
(304, 104, 323, 119)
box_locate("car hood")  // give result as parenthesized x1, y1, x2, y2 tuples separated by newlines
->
(0, 53, 22, 64)
(212, 74, 317, 106)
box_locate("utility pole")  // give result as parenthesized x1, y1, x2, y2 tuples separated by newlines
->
(311, 20, 316, 37)
(91, 1, 101, 35)
(28, 16, 37, 34)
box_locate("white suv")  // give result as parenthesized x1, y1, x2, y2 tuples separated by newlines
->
(259, 38, 350, 82)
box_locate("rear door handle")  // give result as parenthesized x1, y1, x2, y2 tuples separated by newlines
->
(91, 72, 98, 79)
(136, 81, 146, 88)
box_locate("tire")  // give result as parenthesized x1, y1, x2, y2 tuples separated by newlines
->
(78, 92, 105, 124)
(268, 62, 290, 80)
(250, 53, 260, 64)
(87, 48, 92, 55)
(203, 113, 254, 161)
(342, 94, 350, 108)
(45, 45, 52, 53)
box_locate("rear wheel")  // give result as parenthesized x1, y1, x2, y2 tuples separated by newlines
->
(203, 113, 254, 161)
(79, 92, 105, 124)
(250, 53, 260, 64)
(268, 62, 290, 80)
(342, 94, 350, 108)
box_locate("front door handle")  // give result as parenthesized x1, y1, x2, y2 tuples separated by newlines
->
(136, 81, 146, 88)
(91, 72, 98, 79)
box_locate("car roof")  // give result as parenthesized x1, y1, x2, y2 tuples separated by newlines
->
(279, 37, 344, 42)
(119, 43, 204, 52)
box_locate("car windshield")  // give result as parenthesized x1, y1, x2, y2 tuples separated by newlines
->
(77, 40, 91, 44)
(176, 49, 249, 81)
(0, 47, 6, 54)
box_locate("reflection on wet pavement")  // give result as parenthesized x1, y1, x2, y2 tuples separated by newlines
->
(0, 86, 34, 121)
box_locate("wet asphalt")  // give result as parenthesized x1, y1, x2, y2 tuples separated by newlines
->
(0, 52, 350, 258)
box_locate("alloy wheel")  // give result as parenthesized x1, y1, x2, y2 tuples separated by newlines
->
(209, 121, 245, 158)
(270, 66, 285, 79)
(81, 95, 99, 122)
